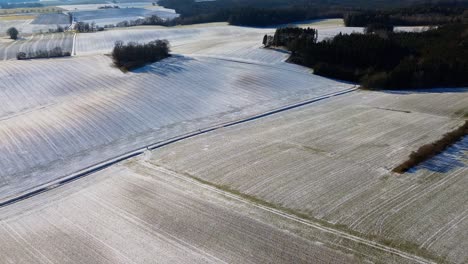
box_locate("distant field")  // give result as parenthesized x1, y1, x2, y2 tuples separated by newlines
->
(0, 32, 73, 60)
(75, 21, 365, 65)
(71, 7, 178, 26)
(58, 2, 174, 11)
(148, 89, 468, 263)
(32, 13, 70, 24)
(0, 19, 68, 36)
(0, 15, 36, 20)
(0, 6, 63, 15)
(74, 20, 422, 59)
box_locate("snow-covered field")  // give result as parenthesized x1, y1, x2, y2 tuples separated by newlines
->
(75, 24, 283, 62)
(0, 18, 465, 263)
(75, 21, 424, 60)
(0, 159, 405, 263)
(0, 19, 68, 36)
(147, 89, 468, 263)
(0, 52, 352, 202)
(0, 32, 73, 60)
(31, 13, 70, 25)
(74, 21, 367, 65)
(71, 7, 179, 26)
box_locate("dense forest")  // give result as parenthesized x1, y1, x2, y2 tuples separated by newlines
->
(267, 23, 468, 89)
(227, 7, 345, 27)
(345, 5, 468, 26)
(157, 0, 344, 26)
(112, 40, 170, 71)
(158, 0, 468, 26)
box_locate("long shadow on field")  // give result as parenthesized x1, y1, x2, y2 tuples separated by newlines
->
(382, 87, 468, 95)
(132, 55, 193, 76)
(409, 136, 468, 173)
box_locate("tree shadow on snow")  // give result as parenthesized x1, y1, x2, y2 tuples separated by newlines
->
(408, 136, 468, 174)
(382, 87, 468, 95)
(131, 54, 194, 76)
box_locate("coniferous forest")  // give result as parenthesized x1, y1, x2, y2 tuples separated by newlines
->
(158, 0, 468, 27)
(267, 23, 468, 89)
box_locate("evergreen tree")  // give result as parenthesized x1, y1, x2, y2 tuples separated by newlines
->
(6, 27, 19, 40)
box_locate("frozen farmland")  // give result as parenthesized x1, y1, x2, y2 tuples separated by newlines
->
(74, 22, 364, 57)
(71, 8, 179, 26)
(0, 32, 73, 60)
(0, 52, 352, 202)
(0, 19, 68, 37)
(148, 90, 468, 263)
(0, 18, 466, 263)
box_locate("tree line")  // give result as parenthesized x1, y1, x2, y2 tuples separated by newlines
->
(265, 23, 468, 90)
(158, 0, 348, 26)
(17, 47, 71, 60)
(344, 5, 468, 27)
(263, 27, 318, 54)
(71, 1, 468, 30)
(74, 22, 104, 32)
(158, 0, 468, 27)
(227, 7, 344, 27)
(112, 40, 170, 71)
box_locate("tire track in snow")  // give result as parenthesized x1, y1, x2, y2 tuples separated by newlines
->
(2, 42, 16, 60)
(45, 34, 55, 51)
(32, 34, 45, 54)
(144, 163, 435, 264)
(420, 208, 468, 249)
(18, 35, 35, 53)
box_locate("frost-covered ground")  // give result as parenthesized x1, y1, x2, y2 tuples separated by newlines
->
(75, 21, 424, 60)
(71, 7, 179, 26)
(0, 159, 403, 263)
(0, 32, 73, 60)
(0, 52, 352, 202)
(148, 89, 468, 263)
(75, 21, 365, 65)
(0, 19, 464, 263)
(74, 22, 353, 51)
(0, 20, 361, 199)
(0, 19, 68, 36)
(31, 13, 70, 25)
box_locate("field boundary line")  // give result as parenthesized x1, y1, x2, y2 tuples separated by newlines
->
(0, 87, 356, 208)
(148, 163, 435, 264)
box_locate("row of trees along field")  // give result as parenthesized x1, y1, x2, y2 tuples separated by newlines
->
(264, 23, 468, 89)
(112, 40, 170, 71)
(74, 22, 104, 32)
(17, 47, 70, 60)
